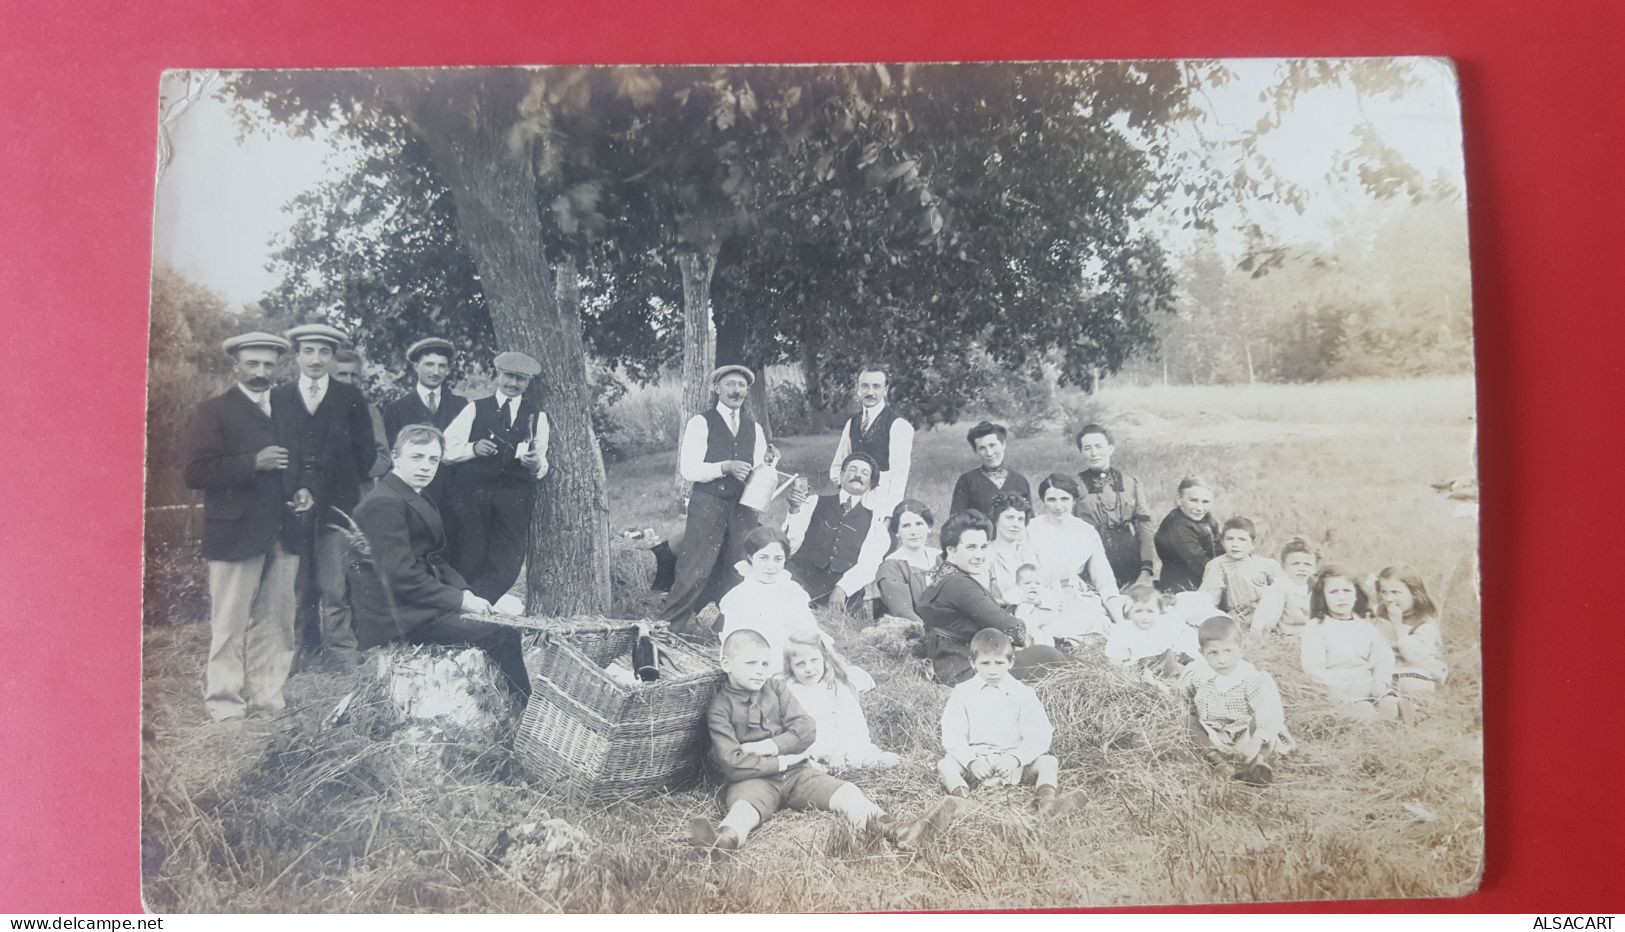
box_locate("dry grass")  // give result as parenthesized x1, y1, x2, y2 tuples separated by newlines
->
(141, 377, 1482, 912)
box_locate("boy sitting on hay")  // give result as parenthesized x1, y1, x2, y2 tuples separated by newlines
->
(691, 630, 957, 852)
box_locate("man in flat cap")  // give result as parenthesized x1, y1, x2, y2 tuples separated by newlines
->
(381, 337, 468, 507)
(827, 366, 914, 518)
(443, 350, 550, 603)
(184, 332, 314, 720)
(660, 364, 775, 635)
(785, 450, 890, 610)
(271, 322, 378, 668)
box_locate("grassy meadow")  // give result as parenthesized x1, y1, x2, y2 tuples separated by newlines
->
(140, 376, 1482, 911)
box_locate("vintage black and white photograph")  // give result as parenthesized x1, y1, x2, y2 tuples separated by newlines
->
(140, 58, 1481, 911)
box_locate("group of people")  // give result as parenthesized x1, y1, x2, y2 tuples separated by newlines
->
(186, 334, 1451, 851)
(671, 367, 1451, 849)
(185, 328, 549, 721)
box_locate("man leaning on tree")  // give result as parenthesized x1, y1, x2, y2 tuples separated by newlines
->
(184, 332, 313, 721)
(442, 350, 550, 604)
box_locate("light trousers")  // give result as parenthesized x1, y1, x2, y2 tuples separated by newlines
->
(205, 544, 300, 720)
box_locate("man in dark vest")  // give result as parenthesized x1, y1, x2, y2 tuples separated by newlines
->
(442, 350, 550, 603)
(949, 421, 1033, 519)
(185, 331, 313, 720)
(786, 451, 890, 610)
(827, 366, 915, 518)
(381, 337, 468, 508)
(272, 323, 377, 668)
(660, 365, 770, 635)
(349, 424, 529, 696)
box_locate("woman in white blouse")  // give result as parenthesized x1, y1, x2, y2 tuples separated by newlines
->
(1026, 473, 1124, 635)
(985, 493, 1037, 607)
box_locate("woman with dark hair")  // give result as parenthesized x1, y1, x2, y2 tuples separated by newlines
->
(870, 499, 942, 623)
(1072, 423, 1156, 589)
(1027, 473, 1123, 633)
(949, 421, 1032, 519)
(915, 510, 1075, 685)
(985, 492, 1036, 607)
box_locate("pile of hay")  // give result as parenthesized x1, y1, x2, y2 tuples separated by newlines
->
(142, 642, 595, 912)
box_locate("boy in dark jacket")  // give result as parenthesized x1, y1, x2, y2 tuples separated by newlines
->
(692, 630, 955, 851)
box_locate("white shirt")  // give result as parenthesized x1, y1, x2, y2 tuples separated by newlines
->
(939, 675, 1053, 769)
(441, 393, 550, 478)
(415, 383, 443, 414)
(827, 401, 915, 517)
(783, 494, 892, 596)
(298, 374, 329, 413)
(237, 383, 271, 416)
(677, 403, 768, 484)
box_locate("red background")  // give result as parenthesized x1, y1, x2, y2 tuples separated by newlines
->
(3, 0, 1621, 913)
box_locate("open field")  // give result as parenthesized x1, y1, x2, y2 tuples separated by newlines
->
(141, 377, 1481, 911)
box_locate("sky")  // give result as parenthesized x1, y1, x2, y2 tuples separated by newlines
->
(150, 59, 1466, 307)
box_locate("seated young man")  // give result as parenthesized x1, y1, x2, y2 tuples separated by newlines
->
(348, 424, 529, 695)
(692, 630, 956, 851)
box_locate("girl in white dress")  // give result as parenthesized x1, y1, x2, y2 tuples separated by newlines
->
(1373, 564, 1448, 694)
(783, 630, 899, 770)
(718, 526, 872, 688)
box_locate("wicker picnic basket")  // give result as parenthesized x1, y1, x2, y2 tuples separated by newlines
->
(508, 618, 724, 801)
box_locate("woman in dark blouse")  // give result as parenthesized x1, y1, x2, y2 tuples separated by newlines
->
(872, 499, 942, 623)
(949, 421, 1033, 519)
(1073, 422, 1156, 589)
(1154, 476, 1222, 592)
(916, 510, 1075, 685)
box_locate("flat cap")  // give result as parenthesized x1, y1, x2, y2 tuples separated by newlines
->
(222, 331, 291, 356)
(406, 337, 456, 362)
(493, 350, 542, 376)
(711, 364, 754, 387)
(284, 323, 350, 347)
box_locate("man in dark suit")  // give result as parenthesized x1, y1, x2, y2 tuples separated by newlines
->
(349, 424, 529, 695)
(184, 332, 314, 721)
(272, 323, 377, 667)
(380, 337, 467, 507)
(442, 350, 550, 603)
(784, 451, 890, 610)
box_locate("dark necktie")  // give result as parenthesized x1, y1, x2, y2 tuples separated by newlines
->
(840, 496, 854, 516)
(427, 390, 438, 415)
(500, 398, 513, 426)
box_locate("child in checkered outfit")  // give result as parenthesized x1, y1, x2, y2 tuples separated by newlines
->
(1181, 614, 1295, 785)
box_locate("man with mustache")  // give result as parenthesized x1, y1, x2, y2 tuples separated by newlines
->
(272, 323, 378, 669)
(184, 332, 314, 721)
(827, 367, 914, 518)
(661, 365, 772, 635)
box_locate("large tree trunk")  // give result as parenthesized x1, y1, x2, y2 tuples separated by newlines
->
(800, 319, 825, 416)
(674, 248, 718, 502)
(402, 79, 612, 616)
(748, 363, 772, 441)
